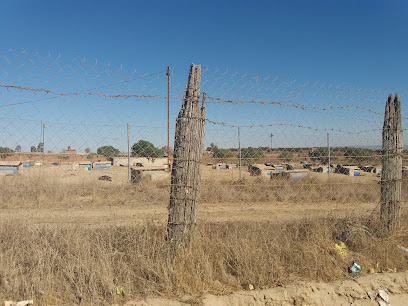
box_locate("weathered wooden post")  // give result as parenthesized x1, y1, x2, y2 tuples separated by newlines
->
(380, 94, 403, 231)
(167, 64, 205, 248)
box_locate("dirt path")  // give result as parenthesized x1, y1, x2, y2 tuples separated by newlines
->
(0, 201, 378, 226)
(112, 271, 408, 305)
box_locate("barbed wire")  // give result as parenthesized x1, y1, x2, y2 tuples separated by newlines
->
(1, 114, 404, 135)
(205, 95, 408, 119)
(205, 118, 408, 134)
(2, 84, 406, 120)
(0, 84, 168, 100)
(0, 50, 407, 227)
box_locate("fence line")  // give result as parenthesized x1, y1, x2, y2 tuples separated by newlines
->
(0, 50, 406, 227)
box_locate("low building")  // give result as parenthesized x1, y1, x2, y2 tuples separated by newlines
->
(65, 146, 76, 154)
(131, 167, 170, 182)
(22, 161, 35, 168)
(113, 157, 169, 170)
(78, 162, 92, 170)
(336, 165, 360, 176)
(269, 169, 309, 180)
(0, 161, 22, 174)
(217, 163, 229, 169)
(93, 161, 112, 169)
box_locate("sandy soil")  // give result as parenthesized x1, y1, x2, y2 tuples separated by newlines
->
(0, 200, 379, 227)
(112, 271, 408, 306)
(0, 163, 383, 226)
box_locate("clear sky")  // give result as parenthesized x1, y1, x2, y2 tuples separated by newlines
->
(0, 0, 407, 152)
(1, 0, 407, 88)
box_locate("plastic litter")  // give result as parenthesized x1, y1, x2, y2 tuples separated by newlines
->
(4, 300, 33, 306)
(397, 245, 408, 257)
(367, 291, 378, 300)
(349, 261, 361, 274)
(378, 289, 389, 303)
(334, 242, 348, 256)
(116, 287, 124, 296)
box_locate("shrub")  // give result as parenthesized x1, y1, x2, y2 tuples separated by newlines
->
(278, 152, 294, 163)
(239, 148, 265, 159)
(309, 147, 336, 164)
(344, 148, 373, 165)
(0, 147, 13, 153)
(0, 147, 13, 159)
(213, 149, 233, 158)
(87, 153, 98, 159)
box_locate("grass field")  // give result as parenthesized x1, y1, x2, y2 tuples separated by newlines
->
(0, 164, 407, 304)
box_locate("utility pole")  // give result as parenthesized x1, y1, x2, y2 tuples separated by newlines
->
(327, 133, 330, 177)
(270, 133, 274, 151)
(42, 123, 46, 164)
(238, 127, 242, 180)
(39, 121, 43, 148)
(127, 123, 131, 182)
(167, 66, 171, 171)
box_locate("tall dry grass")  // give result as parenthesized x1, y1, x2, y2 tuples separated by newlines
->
(0, 175, 170, 208)
(200, 176, 383, 204)
(1, 216, 408, 305)
(0, 174, 393, 208)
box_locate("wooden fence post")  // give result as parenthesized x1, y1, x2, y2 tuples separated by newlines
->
(167, 64, 205, 248)
(380, 94, 403, 231)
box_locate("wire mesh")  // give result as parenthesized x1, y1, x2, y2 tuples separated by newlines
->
(0, 49, 406, 226)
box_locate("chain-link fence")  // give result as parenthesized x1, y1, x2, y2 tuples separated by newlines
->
(0, 49, 407, 225)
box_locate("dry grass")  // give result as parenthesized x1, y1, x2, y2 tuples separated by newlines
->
(1, 166, 407, 304)
(1, 216, 408, 305)
(0, 174, 170, 208)
(200, 176, 382, 204)
(0, 171, 391, 209)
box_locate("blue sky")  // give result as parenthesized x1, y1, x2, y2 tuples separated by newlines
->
(0, 0, 407, 152)
(1, 0, 407, 88)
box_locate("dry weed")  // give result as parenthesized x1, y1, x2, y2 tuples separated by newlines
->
(0, 216, 408, 305)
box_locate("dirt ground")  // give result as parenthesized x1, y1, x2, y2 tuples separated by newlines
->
(114, 271, 408, 306)
(0, 201, 379, 227)
(0, 163, 385, 226)
(1, 163, 408, 305)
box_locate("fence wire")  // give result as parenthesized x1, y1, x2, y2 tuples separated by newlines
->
(0, 49, 407, 225)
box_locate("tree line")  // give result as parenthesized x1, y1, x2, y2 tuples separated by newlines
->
(206, 143, 375, 164)
(0, 141, 376, 165)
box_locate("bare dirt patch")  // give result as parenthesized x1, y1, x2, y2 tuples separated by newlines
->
(119, 271, 408, 305)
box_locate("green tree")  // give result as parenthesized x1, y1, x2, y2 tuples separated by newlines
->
(84, 147, 91, 154)
(0, 147, 13, 153)
(309, 147, 336, 164)
(344, 148, 373, 165)
(206, 143, 218, 153)
(30, 146, 37, 152)
(97, 145, 120, 158)
(278, 152, 294, 163)
(87, 153, 98, 159)
(37, 142, 44, 153)
(0, 147, 13, 159)
(213, 148, 233, 158)
(239, 148, 265, 159)
(131, 140, 164, 158)
(15, 145, 21, 152)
